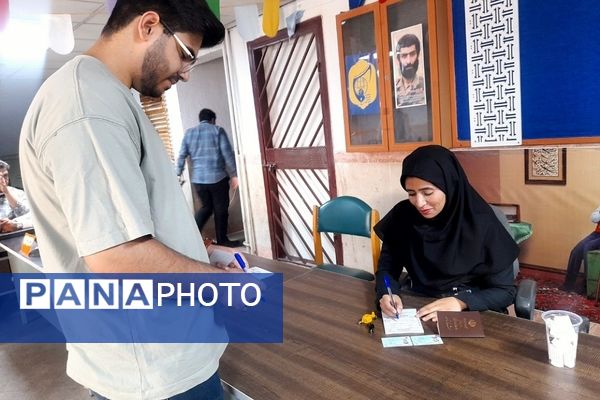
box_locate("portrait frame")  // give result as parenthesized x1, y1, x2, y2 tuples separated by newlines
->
(391, 23, 427, 109)
(524, 148, 567, 185)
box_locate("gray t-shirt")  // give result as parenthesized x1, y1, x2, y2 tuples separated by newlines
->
(20, 55, 226, 400)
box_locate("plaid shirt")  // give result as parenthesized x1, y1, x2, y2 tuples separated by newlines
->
(0, 186, 29, 220)
(176, 121, 237, 184)
(0, 186, 32, 228)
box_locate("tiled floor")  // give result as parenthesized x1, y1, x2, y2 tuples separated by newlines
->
(0, 343, 87, 400)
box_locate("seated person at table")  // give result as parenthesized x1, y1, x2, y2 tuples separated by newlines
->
(0, 160, 32, 233)
(561, 205, 600, 293)
(375, 145, 518, 322)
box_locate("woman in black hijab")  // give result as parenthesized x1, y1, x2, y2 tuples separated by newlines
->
(375, 145, 518, 322)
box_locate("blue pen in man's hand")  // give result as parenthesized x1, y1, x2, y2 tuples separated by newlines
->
(383, 276, 399, 319)
(234, 252, 266, 303)
(234, 253, 246, 271)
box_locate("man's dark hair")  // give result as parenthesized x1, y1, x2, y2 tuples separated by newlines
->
(102, 0, 224, 48)
(396, 34, 421, 56)
(199, 108, 216, 122)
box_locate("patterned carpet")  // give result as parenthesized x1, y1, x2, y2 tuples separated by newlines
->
(517, 268, 600, 323)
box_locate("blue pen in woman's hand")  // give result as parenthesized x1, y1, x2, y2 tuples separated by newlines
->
(384, 276, 399, 319)
(234, 253, 246, 271)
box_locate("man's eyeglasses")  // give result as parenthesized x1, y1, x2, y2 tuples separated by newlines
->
(160, 20, 197, 73)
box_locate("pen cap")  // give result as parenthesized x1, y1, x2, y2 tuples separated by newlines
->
(384, 276, 390, 287)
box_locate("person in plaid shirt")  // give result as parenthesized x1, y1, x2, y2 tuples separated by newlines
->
(176, 109, 242, 247)
(0, 160, 31, 232)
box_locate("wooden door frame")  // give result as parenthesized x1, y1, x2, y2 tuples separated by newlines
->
(248, 16, 340, 263)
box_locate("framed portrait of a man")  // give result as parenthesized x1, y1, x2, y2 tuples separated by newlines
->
(391, 24, 427, 109)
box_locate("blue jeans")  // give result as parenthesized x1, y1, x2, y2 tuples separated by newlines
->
(564, 231, 600, 287)
(91, 371, 223, 400)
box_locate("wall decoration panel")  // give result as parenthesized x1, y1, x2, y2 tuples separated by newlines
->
(464, 0, 521, 147)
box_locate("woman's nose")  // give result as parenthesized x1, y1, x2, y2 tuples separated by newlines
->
(415, 195, 426, 208)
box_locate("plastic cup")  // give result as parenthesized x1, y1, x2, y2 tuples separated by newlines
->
(541, 310, 583, 368)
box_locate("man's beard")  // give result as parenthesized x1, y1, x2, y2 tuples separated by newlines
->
(140, 36, 177, 98)
(401, 59, 419, 80)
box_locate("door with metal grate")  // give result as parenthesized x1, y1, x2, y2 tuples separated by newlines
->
(248, 17, 340, 265)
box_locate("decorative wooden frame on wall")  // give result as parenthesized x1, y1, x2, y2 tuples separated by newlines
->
(335, 0, 450, 153)
(524, 148, 567, 185)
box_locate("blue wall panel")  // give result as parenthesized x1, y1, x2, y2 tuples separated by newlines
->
(453, 0, 600, 141)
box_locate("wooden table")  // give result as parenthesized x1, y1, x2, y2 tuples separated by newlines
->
(220, 258, 600, 400)
(244, 254, 311, 282)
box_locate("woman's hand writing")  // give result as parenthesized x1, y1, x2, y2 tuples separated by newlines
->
(379, 294, 403, 317)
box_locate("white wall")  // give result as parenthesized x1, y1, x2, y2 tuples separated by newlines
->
(163, 85, 196, 212)
(226, 0, 405, 270)
(225, 26, 271, 256)
(177, 57, 233, 136)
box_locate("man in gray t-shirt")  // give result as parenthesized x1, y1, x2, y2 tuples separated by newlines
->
(20, 2, 237, 399)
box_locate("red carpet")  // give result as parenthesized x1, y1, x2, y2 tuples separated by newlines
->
(517, 268, 600, 323)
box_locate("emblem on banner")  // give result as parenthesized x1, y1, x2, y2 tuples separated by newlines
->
(348, 59, 377, 110)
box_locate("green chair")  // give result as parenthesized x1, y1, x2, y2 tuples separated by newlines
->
(312, 196, 380, 281)
(585, 250, 600, 301)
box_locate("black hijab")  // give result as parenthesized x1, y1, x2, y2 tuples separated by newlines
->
(375, 145, 519, 291)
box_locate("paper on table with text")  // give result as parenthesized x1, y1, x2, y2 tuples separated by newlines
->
(382, 308, 424, 335)
(247, 266, 274, 280)
(247, 266, 272, 274)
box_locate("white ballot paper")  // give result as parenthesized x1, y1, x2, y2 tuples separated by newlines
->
(247, 266, 272, 274)
(382, 308, 424, 335)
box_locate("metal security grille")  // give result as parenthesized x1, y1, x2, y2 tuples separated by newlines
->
(248, 17, 339, 265)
